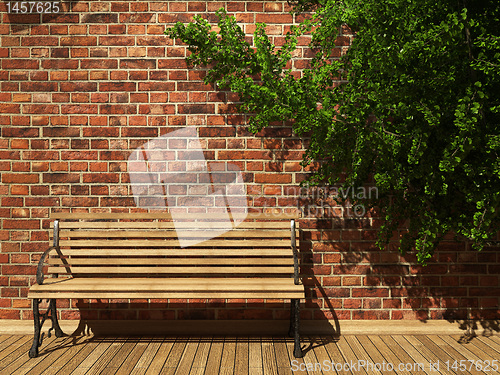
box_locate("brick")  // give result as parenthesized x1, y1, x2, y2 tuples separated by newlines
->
(2, 59, 39, 69)
(138, 82, 175, 91)
(25, 197, 60, 206)
(100, 82, 136, 92)
(2, 173, 39, 184)
(99, 104, 137, 115)
(99, 36, 135, 46)
(61, 105, 98, 114)
(120, 14, 155, 23)
(81, 14, 118, 23)
(20, 82, 57, 92)
(80, 59, 118, 69)
(50, 25, 68, 35)
(60, 36, 98, 46)
(255, 173, 292, 184)
(3, 220, 39, 229)
(60, 82, 97, 92)
(41, 14, 79, 23)
(120, 59, 156, 69)
(256, 13, 293, 23)
(0, 103, 20, 113)
(22, 105, 58, 114)
(43, 173, 80, 183)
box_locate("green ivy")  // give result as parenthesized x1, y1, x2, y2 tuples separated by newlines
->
(165, 0, 500, 264)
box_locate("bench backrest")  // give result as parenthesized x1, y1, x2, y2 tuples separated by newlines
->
(47, 212, 299, 280)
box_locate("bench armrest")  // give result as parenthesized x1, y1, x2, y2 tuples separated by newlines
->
(36, 246, 58, 285)
(291, 219, 299, 285)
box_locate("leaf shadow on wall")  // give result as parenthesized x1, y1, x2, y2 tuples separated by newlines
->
(296, 190, 500, 340)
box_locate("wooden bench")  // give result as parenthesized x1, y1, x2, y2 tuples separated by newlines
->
(28, 212, 305, 358)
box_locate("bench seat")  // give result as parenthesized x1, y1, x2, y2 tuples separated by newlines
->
(28, 277, 305, 299)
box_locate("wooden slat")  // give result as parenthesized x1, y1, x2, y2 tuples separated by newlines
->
(50, 248, 291, 256)
(51, 212, 300, 220)
(47, 266, 293, 274)
(59, 229, 294, 238)
(31, 277, 302, 290)
(48, 258, 294, 266)
(58, 239, 290, 247)
(28, 291, 304, 299)
(55, 221, 292, 229)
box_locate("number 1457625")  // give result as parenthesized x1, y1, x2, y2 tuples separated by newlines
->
(7, 2, 60, 13)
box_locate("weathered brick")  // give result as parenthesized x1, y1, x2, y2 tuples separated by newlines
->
(2, 59, 39, 69)
(99, 82, 136, 92)
(99, 36, 135, 46)
(43, 173, 80, 183)
(20, 82, 57, 92)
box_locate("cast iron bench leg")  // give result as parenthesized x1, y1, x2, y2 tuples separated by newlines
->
(292, 298, 303, 358)
(288, 299, 295, 338)
(49, 299, 64, 338)
(28, 299, 65, 358)
(29, 299, 42, 358)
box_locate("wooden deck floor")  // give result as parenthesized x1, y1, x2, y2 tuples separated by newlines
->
(0, 334, 498, 374)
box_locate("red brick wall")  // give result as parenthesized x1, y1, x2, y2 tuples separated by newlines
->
(0, 1, 499, 323)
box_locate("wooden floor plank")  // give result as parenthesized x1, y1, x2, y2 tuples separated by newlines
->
(221, 337, 237, 371)
(448, 334, 500, 363)
(16, 336, 85, 375)
(69, 337, 114, 374)
(81, 338, 125, 375)
(273, 336, 291, 375)
(0, 336, 40, 374)
(0, 335, 26, 361)
(142, 338, 174, 374)
(99, 338, 139, 375)
(249, 337, 263, 375)
(425, 335, 489, 375)
(204, 336, 224, 375)
(3, 334, 497, 375)
(367, 335, 405, 373)
(306, 335, 334, 375)
(337, 336, 369, 375)
(285, 337, 307, 375)
(189, 336, 211, 373)
(234, 337, 249, 375)
(355, 335, 395, 375)
(345, 335, 385, 375)
(159, 337, 188, 375)
(413, 335, 461, 374)
(262, 337, 278, 375)
(322, 336, 354, 374)
(39, 335, 95, 375)
(130, 338, 163, 373)
(172, 337, 199, 375)
(475, 335, 500, 355)
(384, 336, 428, 375)
(115, 338, 150, 375)
(0, 334, 15, 346)
(465, 336, 500, 360)
(54, 337, 105, 375)
(0, 335, 32, 370)
(10, 336, 59, 375)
